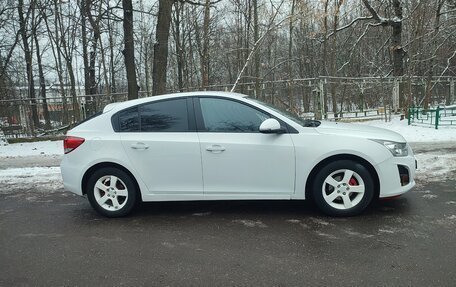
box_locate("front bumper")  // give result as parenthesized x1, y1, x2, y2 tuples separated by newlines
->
(375, 153, 416, 198)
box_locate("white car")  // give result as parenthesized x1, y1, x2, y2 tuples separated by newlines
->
(61, 91, 416, 217)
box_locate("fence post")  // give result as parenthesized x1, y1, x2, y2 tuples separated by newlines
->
(319, 78, 325, 119)
(435, 106, 440, 129)
(408, 107, 411, 125)
(450, 78, 455, 104)
(392, 79, 400, 112)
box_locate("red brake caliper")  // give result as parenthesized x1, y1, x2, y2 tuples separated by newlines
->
(349, 177, 358, 186)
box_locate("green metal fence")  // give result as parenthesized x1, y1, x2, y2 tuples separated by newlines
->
(408, 106, 456, 129)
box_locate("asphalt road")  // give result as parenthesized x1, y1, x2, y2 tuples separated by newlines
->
(0, 142, 455, 286)
(0, 179, 455, 286)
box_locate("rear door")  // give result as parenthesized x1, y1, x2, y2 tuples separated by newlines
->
(118, 98, 203, 195)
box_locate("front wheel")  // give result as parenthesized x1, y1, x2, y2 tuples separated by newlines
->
(312, 160, 374, 216)
(86, 167, 138, 217)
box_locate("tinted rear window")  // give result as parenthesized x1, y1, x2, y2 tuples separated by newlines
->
(113, 99, 189, 132)
(118, 107, 139, 132)
(140, 99, 188, 132)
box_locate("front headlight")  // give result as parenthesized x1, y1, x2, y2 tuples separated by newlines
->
(371, 140, 408, 157)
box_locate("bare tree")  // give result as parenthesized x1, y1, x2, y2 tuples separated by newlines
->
(201, 0, 210, 88)
(32, 7, 51, 129)
(152, 0, 173, 96)
(362, 0, 405, 77)
(18, 0, 39, 130)
(122, 0, 139, 100)
(423, 0, 446, 109)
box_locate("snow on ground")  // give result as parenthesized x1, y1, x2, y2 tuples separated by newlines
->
(0, 140, 63, 157)
(415, 153, 456, 182)
(0, 141, 63, 193)
(0, 167, 63, 194)
(358, 116, 456, 142)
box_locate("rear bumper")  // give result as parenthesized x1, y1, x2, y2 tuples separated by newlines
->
(376, 153, 416, 198)
(60, 156, 84, 196)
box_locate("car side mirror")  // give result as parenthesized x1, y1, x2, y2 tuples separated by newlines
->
(259, 118, 286, 134)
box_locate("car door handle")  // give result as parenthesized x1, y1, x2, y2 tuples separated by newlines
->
(206, 144, 226, 153)
(130, 142, 149, 150)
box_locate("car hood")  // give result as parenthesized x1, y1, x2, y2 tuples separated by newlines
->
(315, 121, 406, 143)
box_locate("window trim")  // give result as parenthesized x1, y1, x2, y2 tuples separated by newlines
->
(193, 96, 297, 134)
(111, 97, 195, 133)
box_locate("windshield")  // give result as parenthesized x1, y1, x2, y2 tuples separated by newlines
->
(248, 98, 321, 128)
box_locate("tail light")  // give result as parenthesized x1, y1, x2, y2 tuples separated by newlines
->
(64, 136, 85, 154)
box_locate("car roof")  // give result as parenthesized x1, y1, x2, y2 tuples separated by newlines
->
(104, 91, 248, 113)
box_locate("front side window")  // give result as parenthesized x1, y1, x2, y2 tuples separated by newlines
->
(140, 99, 188, 132)
(199, 98, 269, 132)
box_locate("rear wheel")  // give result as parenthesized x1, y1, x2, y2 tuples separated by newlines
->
(312, 160, 374, 216)
(86, 167, 138, 217)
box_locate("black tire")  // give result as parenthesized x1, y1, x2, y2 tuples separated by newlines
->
(86, 167, 138, 217)
(312, 160, 374, 217)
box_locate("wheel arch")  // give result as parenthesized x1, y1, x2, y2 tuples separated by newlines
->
(304, 154, 380, 200)
(81, 162, 142, 201)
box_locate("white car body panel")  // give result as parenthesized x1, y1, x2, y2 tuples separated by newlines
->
(120, 132, 203, 195)
(61, 91, 416, 204)
(198, 132, 295, 196)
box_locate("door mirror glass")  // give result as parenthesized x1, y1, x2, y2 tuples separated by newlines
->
(259, 118, 285, 134)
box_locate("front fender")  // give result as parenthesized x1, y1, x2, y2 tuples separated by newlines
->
(290, 134, 391, 199)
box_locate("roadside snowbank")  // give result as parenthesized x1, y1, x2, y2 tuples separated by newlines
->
(358, 117, 456, 142)
(415, 153, 456, 182)
(0, 166, 62, 193)
(0, 140, 63, 158)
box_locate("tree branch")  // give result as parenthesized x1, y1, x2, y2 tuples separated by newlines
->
(231, 1, 288, 92)
(326, 16, 373, 39)
(361, 0, 383, 22)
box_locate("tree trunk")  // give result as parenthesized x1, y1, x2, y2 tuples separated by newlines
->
(109, 19, 117, 94)
(56, 2, 80, 123)
(321, 0, 330, 119)
(122, 0, 139, 100)
(287, 0, 295, 110)
(54, 1, 80, 123)
(80, 0, 95, 117)
(201, 0, 210, 88)
(67, 62, 80, 123)
(34, 31, 51, 130)
(18, 0, 39, 130)
(391, 0, 404, 77)
(424, 0, 444, 109)
(362, 0, 405, 108)
(330, 0, 344, 118)
(254, 0, 260, 98)
(173, 2, 184, 91)
(152, 0, 173, 96)
(85, 0, 99, 97)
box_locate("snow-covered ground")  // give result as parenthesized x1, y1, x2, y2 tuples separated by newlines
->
(0, 140, 63, 157)
(358, 117, 456, 142)
(0, 118, 454, 194)
(0, 140, 64, 193)
(0, 167, 62, 193)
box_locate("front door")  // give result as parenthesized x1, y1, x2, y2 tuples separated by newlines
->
(195, 97, 295, 197)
